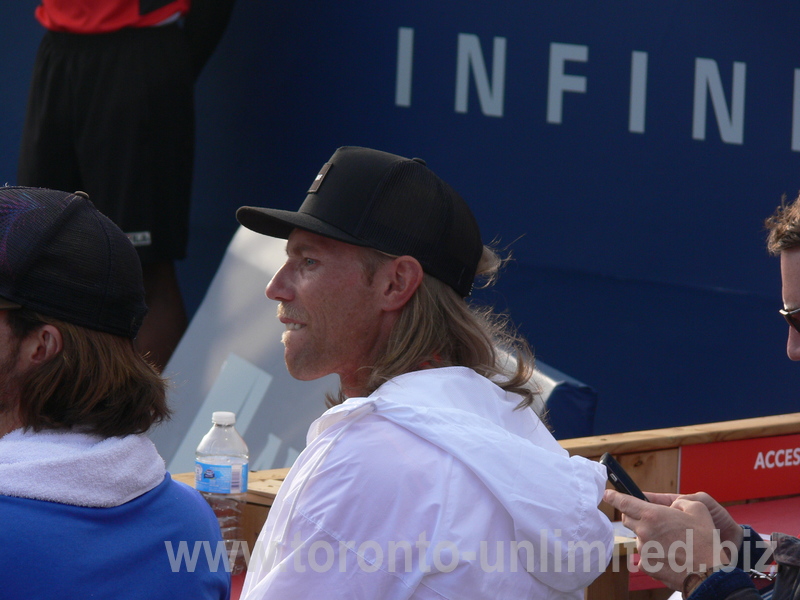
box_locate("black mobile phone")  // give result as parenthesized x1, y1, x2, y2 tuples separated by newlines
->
(600, 452, 649, 502)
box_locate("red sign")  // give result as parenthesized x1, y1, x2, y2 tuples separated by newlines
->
(680, 434, 800, 503)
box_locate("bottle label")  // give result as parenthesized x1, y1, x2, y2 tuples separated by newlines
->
(195, 461, 249, 494)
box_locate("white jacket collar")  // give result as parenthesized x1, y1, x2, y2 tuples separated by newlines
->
(310, 367, 557, 451)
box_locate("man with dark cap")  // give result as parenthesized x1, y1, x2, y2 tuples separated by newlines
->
(236, 147, 613, 599)
(0, 187, 228, 599)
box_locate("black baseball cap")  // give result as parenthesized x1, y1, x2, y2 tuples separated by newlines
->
(0, 187, 147, 338)
(236, 146, 483, 297)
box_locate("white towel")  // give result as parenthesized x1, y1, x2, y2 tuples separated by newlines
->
(0, 428, 166, 507)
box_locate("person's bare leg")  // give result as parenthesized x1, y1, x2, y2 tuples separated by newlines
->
(136, 260, 188, 372)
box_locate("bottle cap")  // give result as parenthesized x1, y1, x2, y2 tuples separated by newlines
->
(211, 411, 236, 425)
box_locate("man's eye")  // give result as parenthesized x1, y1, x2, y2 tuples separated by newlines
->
(304, 258, 317, 266)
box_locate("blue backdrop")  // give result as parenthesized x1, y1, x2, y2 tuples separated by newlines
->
(3, 2, 799, 435)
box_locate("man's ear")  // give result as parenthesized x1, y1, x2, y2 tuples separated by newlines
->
(19, 324, 63, 369)
(379, 256, 424, 312)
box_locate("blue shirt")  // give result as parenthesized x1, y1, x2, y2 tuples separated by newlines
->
(0, 474, 230, 599)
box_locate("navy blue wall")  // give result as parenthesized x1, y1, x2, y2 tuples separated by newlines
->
(3, 2, 799, 435)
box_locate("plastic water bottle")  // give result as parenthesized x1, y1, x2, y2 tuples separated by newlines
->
(195, 411, 249, 575)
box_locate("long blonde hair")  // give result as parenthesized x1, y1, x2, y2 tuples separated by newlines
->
(327, 245, 537, 408)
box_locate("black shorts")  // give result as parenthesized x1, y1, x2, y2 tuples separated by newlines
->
(17, 24, 195, 263)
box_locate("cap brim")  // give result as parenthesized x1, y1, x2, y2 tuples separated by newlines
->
(236, 206, 366, 247)
(0, 296, 21, 310)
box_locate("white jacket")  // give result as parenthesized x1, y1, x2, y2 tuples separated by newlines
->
(242, 367, 613, 599)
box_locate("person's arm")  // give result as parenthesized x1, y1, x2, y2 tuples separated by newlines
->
(183, 0, 237, 79)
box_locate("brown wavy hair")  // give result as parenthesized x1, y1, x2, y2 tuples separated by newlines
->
(766, 192, 800, 255)
(7, 308, 170, 437)
(327, 245, 538, 408)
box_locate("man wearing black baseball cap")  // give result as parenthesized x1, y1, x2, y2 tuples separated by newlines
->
(0, 187, 228, 599)
(237, 147, 613, 599)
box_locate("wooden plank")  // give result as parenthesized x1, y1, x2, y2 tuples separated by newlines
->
(244, 468, 290, 506)
(585, 537, 636, 600)
(618, 449, 678, 495)
(563, 413, 800, 457)
(242, 502, 269, 555)
(586, 563, 628, 600)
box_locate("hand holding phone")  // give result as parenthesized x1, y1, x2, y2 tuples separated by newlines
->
(600, 452, 649, 502)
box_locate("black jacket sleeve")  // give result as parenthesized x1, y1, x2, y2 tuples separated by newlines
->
(689, 569, 759, 600)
